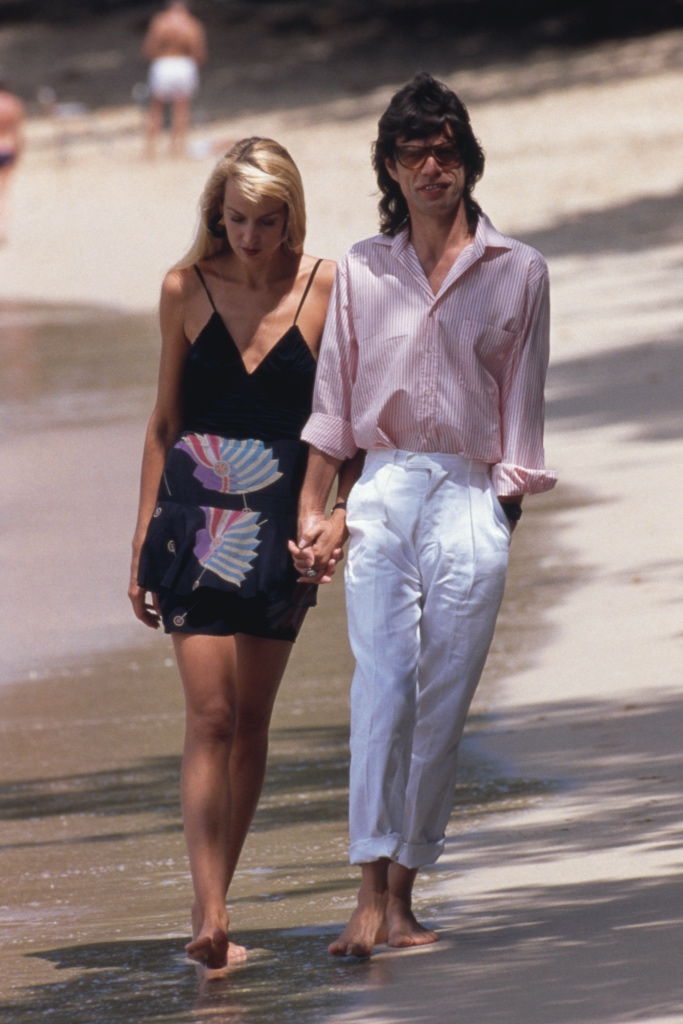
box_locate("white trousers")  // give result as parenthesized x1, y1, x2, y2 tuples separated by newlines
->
(345, 450, 510, 869)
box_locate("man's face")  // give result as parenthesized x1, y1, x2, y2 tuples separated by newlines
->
(385, 132, 466, 222)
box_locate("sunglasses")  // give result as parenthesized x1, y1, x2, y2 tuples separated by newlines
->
(394, 142, 463, 170)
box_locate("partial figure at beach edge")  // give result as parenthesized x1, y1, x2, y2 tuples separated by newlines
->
(0, 75, 24, 245)
(293, 72, 557, 958)
(142, 0, 207, 159)
(129, 137, 350, 973)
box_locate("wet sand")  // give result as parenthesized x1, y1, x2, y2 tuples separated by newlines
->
(1, 18, 683, 1024)
(0, 462, 566, 1024)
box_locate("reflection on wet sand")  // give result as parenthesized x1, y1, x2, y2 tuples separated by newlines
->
(0, 303, 573, 1022)
(11, 930, 395, 1024)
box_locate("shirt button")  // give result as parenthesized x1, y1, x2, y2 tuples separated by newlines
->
(425, 388, 432, 396)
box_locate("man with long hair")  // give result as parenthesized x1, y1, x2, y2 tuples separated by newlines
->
(296, 73, 557, 957)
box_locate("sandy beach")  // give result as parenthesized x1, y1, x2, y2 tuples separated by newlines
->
(0, 11, 682, 1022)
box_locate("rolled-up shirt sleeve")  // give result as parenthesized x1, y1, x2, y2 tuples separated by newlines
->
(492, 255, 558, 496)
(301, 258, 359, 460)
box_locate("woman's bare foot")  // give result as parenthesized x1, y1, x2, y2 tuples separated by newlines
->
(186, 904, 248, 970)
(328, 892, 389, 958)
(229, 939, 248, 960)
(186, 927, 230, 969)
(386, 895, 439, 948)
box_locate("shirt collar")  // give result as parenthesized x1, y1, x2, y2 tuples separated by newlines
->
(370, 229, 408, 256)
(474, 212, 512, 253)
(374, 211, 512, 258)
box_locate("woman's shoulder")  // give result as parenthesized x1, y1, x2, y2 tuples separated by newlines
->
(159, 265, 214, 338)
(161, 265, 199, 301)
(296, 257, 336, 351)
(161, 262, 220, 313)
(305, 255, 336, 295)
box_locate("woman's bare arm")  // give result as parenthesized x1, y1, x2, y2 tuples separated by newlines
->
(128, 270, 191, 626)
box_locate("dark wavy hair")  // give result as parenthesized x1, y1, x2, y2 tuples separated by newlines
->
(372, 72, 485, 236)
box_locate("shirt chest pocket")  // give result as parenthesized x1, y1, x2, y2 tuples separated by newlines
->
(457, 319, 516, 395)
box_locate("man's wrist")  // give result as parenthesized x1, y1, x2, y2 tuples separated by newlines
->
(500, 501, 523, 522)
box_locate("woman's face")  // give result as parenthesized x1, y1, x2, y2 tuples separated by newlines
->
(221, 178, 288, 264)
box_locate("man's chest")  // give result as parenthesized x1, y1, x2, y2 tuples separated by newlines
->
(349, 263, 526, 349)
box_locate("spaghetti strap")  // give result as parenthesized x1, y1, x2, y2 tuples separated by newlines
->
(293, 259, 323, 325)
(194, 265, 217, 312)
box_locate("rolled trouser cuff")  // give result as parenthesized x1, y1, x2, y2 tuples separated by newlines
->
(349, 834, 404, 865)
(397, 839, 445, 870)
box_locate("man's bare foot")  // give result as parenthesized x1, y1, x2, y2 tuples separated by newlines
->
(328, 893, 389, 958)
(386, 896, 439, 948)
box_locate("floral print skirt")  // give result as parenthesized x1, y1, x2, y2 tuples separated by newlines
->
(137, 432, 316, 641)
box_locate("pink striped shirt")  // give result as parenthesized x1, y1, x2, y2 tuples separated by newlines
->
(302, 213, 557, 496)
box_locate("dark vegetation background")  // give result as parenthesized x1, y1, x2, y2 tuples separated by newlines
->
(1, 0, 681, 117)
(1, 0, 683, 36)
(2, 0, 682, 40)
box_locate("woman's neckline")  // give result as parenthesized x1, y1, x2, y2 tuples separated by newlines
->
(192, 313, 314, 376)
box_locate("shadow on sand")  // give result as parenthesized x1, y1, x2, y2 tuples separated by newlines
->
(7, 691, 683, 1024)
(0, 723, 552, 844)
(520, 186, 683, 443)
(547, 332, 683, 442)
(369, 871, 683, 1024)
(326, 690, 683, 1024)
(520, 186, 683, 258)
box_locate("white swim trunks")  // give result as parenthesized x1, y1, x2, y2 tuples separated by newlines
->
(148, 56, 199, 101)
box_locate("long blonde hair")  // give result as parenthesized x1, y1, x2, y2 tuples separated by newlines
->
(174, 137, 306, 269)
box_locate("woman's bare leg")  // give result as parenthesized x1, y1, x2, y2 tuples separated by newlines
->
(174, 633, 237, 968)
(173, 631, 292, 970)
(225, 633, 293, 887)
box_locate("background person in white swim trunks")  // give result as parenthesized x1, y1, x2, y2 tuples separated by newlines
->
(143, 1, 207, 158)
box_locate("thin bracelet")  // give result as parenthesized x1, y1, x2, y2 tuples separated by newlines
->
(331, 500, 347, 512)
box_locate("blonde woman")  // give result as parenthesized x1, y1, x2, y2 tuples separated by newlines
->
(129, 138, 348, 971)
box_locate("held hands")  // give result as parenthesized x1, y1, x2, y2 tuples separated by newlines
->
(288, 510, 347, 584)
